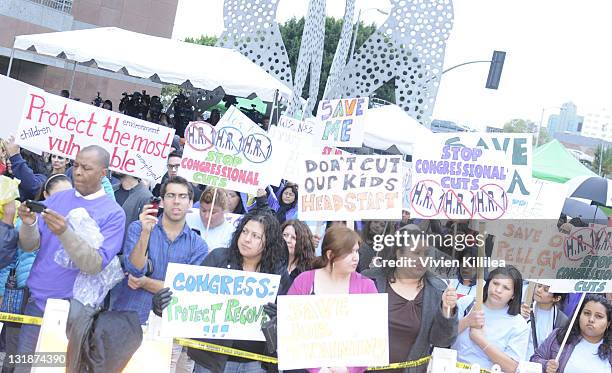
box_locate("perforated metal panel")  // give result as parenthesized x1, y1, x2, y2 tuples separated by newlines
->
(337, 0, 454, 126)
(217, 0, 293, 85)
(285, 0, 326, 118)
(323, 0, 355, 100)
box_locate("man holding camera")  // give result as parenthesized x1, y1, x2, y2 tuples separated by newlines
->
(16, 145, 126, 357)
(112, 176, 208, 324)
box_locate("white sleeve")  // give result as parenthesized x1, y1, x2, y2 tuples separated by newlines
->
(504, 317, 530, 362)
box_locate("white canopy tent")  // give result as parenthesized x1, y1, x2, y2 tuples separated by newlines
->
(363, 104, 432, 155)
(12, 27, 292, 102)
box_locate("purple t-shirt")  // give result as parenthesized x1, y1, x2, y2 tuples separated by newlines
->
(27, 189, 126, 310)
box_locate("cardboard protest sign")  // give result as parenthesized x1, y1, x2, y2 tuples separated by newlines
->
(161, 263, 280, 340)
(298, 154, 402, 221)
(0, 76, 37, 140)
(410, 133, 532, 220)
(179, 108, 289, 193)
(490, 222, 611, 290)
(277, 294, 389, 370)
(1, 75, 175, 183)
(278, 115, 314, 134)
(314, 97, 369, 147)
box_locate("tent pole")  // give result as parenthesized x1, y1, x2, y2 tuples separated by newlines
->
(68, 61, 77, 95)
(6, 38, 15, 76)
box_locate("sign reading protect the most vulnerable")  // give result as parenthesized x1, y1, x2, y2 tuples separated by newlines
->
(277, 294, 389, 370)
(2, 75, 174, 183)
(298, 154, 402, 221)
(161, 263, 281, 340)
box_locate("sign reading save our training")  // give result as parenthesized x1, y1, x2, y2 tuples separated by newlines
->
(277, 294, 389, 370)
(410, 133, 532, 220)
(161, 263, 281, 340)
(0, 75, 174, 183)
(314, 97, 368, 147)
(298, 154, 402, 221)
(178, 107, 289, 193)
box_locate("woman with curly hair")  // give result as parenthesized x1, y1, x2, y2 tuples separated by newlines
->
(187, 209, 292, 373)
(281, 219, 316, 283)
(531, 293, 611, 372)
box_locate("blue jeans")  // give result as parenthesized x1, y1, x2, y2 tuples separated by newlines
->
(14, 297, 45, 372)
(194, 361, 266, 373)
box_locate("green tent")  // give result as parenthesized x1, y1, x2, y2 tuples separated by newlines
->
(532, 140, 597, 183)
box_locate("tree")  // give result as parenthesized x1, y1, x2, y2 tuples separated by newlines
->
(184, 35, 217, 46)
(503, 119, 551, 147)
(184, 17, 394, 104)
(592, 144, 612, 176)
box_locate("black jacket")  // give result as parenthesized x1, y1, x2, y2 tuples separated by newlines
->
(66, 299, 142, 373)
(361, 269, 458, 373)
(187, 247, 291, 372)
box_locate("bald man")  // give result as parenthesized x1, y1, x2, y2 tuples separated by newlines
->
(16, 145, 126, 358)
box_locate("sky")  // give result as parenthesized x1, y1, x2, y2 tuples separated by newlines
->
(173, 0, 612, 131)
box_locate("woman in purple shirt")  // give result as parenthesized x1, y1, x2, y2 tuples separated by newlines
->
(531, 294, 611, 372)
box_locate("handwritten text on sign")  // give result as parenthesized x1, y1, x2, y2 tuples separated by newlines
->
(410, 133, 523, 220)
(315, 97, 369, 147)
(4, 76, 175, 182)
(298, 155, 402, 221)
(277, 294, 389, 370)
(161, 263, 280, 340)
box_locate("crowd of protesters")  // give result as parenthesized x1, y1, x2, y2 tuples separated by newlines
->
(0, 91, 610, 373)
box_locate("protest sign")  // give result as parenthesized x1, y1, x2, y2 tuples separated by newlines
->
(410, 133, 532, 220)
(298, 154, 402, 221)
(161, 263, 280, 340)
(0, 76, 37, 140)
(401, 161, 412, 212)
(1, 75, 174, 183)
(268, 125, 313, 183)
(314, 97, 369, 147)
(179, 108, 289, 193)
(278, 115, 314, 134)
(277, 294, 388, 370)
(490, 221, 611, 288)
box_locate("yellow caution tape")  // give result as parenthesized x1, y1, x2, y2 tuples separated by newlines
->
(366, 356, 431, 370)
(0, 312, 43, 325)
(0, 311, 491, 373)
(174, 338, 278, 364)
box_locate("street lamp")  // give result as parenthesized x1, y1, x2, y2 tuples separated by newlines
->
(599, 122, 608, 176)
(349, 7, 389, 62)
(535, 106, 564, 148)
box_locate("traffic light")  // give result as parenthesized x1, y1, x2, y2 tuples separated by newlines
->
(486, 51, 506, 89)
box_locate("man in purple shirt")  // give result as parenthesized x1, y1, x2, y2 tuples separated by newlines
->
(16, 145, 126, 358)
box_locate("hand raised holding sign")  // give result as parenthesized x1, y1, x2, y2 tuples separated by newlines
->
(545, 359, 559, 373)
(441, 285, 457, 317)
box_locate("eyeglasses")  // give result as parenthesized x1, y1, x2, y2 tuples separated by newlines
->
(51, 155, 66, 160)
(168, 164, 180, 170)
(164, 193, 190, 200)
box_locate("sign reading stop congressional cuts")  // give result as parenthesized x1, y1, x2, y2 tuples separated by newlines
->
(178, 107, 289, 193)
(410, 133, 533, 220)
(298, 154, 402, 221)
(0, 75, 175, 183)
(161, 263, 281, 340)
(277, 294, 389, 370)
(314, 97, 369, 147)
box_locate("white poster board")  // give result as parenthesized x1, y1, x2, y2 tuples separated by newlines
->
(1, 75, 175, 183)
(161, 263, 280, 340)
(298, 154, 402, 221)
(314, 97, 369, 147)
(277, 294, 389, 370)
